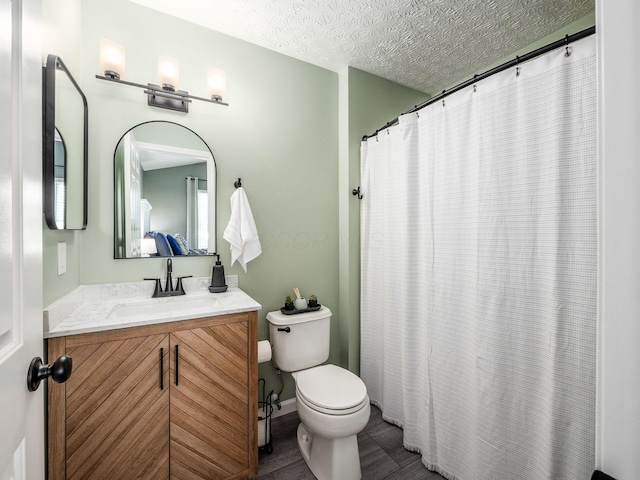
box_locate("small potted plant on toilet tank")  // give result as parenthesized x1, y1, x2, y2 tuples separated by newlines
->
(284, 296, 295, 310)
(308, 295, 318, 308)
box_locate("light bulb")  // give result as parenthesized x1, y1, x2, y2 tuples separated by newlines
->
(158, 56, 180, 91)
(206, 68, 226, 102)
(99, 39, 125, 79)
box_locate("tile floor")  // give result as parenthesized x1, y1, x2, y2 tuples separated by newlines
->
(257, 404, 445, 480)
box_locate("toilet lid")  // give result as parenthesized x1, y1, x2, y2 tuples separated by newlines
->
(295, 364, 367, 411)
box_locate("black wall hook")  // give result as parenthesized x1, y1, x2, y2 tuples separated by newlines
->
(352, 187, 363, 199)
(234, 178, 242, 188)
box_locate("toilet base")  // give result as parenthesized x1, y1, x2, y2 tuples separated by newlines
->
(297, 423, 362, 480)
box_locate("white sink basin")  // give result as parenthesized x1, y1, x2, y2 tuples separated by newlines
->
(109, 295, 220, 319)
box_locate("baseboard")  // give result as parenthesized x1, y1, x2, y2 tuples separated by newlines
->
(271, 398, 297, 419)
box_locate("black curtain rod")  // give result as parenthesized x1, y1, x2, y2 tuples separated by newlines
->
(363, 25, 596, 140)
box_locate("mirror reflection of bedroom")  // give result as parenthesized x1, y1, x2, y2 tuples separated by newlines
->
(113, 121, 216, 258)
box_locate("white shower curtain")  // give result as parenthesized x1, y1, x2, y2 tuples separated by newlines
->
(360, 36, 596, 480)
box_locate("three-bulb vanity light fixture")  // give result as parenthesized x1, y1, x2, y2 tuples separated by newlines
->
(96, 39, 228, 113)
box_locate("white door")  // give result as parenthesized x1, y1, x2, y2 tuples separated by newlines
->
(0, 0, 44, 478)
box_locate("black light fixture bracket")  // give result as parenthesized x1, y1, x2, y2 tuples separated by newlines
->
(96, 74, 229, 113)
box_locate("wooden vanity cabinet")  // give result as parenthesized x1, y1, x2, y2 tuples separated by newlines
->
(48, 312, 258, 480)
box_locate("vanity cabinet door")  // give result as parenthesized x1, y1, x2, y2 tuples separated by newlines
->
(170, 319, 256, 479)
(54, 333, 170, 480)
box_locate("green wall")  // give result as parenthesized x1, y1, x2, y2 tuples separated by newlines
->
(42, 1, 594, 403)
(338, 68, 429, 374)
(39, 0, 342, 401)
(42, 0, 83, 307)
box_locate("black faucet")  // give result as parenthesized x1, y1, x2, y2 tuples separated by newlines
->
(144, 258, 192, 298)
(165, 258, 173, 292)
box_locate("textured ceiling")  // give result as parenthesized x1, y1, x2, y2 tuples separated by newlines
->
(130, 0, 594, 94)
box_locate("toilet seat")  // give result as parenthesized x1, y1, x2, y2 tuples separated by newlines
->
(295, 364, 368, 415)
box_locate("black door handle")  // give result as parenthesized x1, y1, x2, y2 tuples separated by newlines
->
(27, 355, 72, 392)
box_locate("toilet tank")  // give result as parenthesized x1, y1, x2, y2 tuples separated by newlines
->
(266, 306, 331, 372)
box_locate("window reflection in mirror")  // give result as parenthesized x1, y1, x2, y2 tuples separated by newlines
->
(113, 121, 217, 259)
(54, 128, 66, 229)
(43, 54, 88, 230)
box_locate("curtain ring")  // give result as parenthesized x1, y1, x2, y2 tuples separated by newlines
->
(564, 34, 571, 57)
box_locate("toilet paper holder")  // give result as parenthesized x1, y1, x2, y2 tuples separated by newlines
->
(258, 378, 273, 454)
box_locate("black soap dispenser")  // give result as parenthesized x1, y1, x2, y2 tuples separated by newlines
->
(209, 254, 228, 293)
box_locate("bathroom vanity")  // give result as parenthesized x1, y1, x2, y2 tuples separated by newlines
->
(44, 278, 260, 480)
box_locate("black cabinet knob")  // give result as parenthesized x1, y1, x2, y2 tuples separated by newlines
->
(27, 355, 72, 392)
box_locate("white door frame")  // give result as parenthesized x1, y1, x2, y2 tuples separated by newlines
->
(0, 0, 44, 478)
(596, 0, 640, 478)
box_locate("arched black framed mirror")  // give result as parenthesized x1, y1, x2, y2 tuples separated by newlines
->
(113, 121, 217, 259)
(43, 54, 88, 230)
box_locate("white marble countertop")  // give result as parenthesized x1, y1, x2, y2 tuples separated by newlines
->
(43, 276, 261, 338)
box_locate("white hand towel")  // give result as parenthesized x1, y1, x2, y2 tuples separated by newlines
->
(223, 187, 262, 272)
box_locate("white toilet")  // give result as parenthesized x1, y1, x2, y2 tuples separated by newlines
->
(267, 306, 370, 480)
